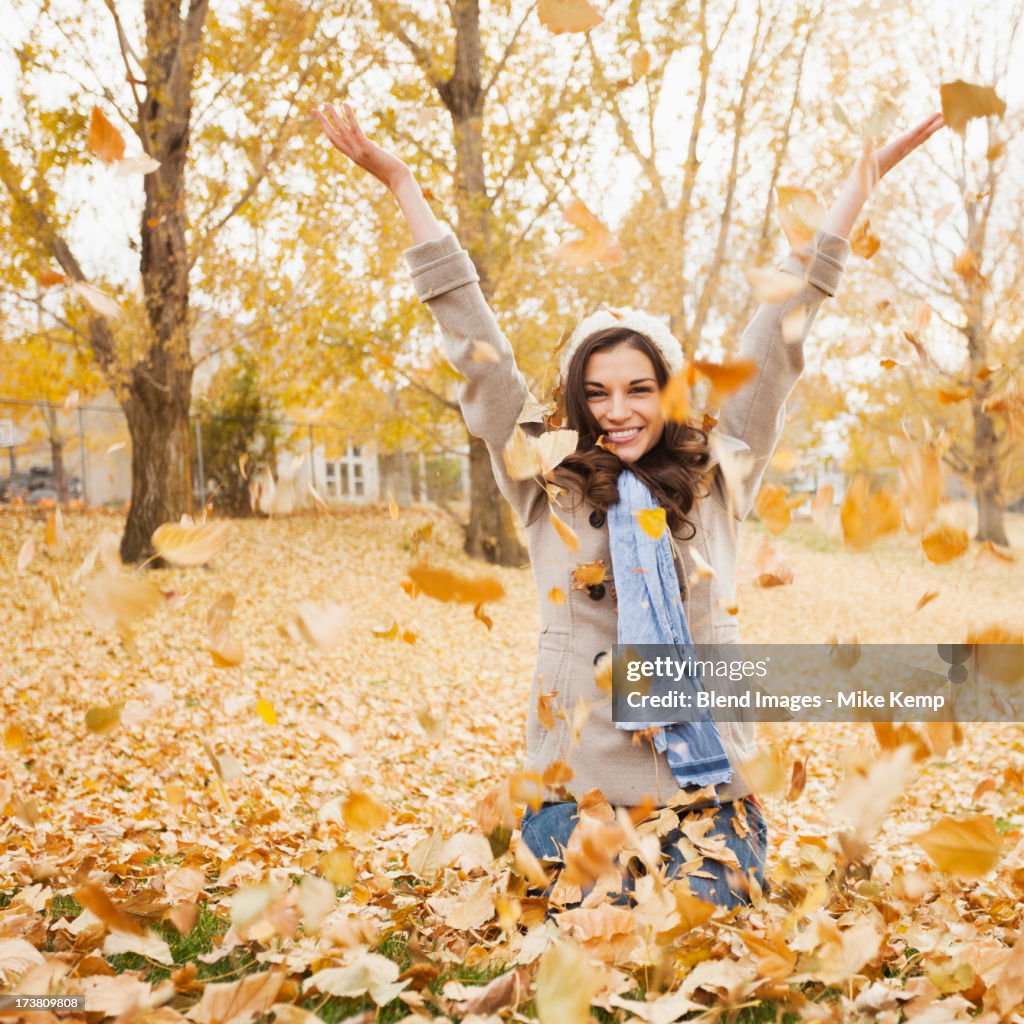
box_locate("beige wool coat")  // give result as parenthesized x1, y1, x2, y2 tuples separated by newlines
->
(405, 230, 851, 807)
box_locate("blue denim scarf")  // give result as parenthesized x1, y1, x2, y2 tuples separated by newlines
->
(607, 470, 733, 788)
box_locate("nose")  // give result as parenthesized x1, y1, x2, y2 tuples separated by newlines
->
(607, 391, 630, 422)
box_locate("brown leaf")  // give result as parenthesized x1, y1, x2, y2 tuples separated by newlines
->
(74, 882, 146, 936)
(940, 80, 1007, 134)
(38, 268, 66, 287)
(87, 107, 126, 163)
(913, 814, 1002, 878)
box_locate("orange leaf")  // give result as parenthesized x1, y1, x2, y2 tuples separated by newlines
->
(922, 524, 969, 564)
(571, 560, 605, 588)
(937, 387, 973, 404)
(913, 814, 1002, 878)
(548, 586, 567, 605)
(537, 0, 603, 34)
(549, 512, 580, 552)
(342, 791, 389, 831)
(554, 199, 619, 266)
(776, 186, 824, 249)
(693, 358, 759, 400)
(87, 107, 126, 163)
(940, 80, 1007, 134)
(915, 591, 939, 612)
(407, 562, 506, 604)
(659, 369, 691, 422)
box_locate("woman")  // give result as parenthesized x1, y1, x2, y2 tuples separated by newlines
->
(314, 101, 944, 907)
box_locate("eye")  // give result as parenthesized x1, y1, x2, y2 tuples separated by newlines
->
(585, 391, 604, 401)
(630, 386, 653, 394)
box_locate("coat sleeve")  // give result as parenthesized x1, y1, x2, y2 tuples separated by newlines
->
(713, 229, 851, 520)
(404, 233, 549, 528)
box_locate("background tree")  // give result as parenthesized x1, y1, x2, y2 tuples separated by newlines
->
(0, 0, 351, 560)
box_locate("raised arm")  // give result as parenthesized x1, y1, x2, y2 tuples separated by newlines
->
(715, 113, 946, 519)
(314, 101, 549, 528)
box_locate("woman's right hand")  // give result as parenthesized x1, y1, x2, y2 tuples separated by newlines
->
(313, 102, 411, 192)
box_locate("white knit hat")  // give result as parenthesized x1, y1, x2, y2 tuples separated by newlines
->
(560, 306, 685, 381)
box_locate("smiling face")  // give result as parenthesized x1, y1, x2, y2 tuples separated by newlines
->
(582, 343, 666, 463)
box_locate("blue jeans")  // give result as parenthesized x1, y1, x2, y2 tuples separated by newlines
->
(520, 797, 767, 910)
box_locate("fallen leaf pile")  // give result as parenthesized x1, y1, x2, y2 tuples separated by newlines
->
(2, 506, 1024, 1023)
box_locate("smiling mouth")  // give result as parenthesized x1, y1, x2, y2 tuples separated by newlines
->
(606, 428, 642, 442)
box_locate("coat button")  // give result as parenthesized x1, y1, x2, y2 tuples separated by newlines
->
(587, 583, 606, 600)
(589, 509, 606, 528)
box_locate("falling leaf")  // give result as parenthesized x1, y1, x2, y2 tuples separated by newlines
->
(319, 847, 356, 886)
(835, 744, 916, 843)
(473, 601, 494, 630)
(890, 437, 942, 535)
(738, 750, 787, 795)
(787, 759, 807, 802)
(38, 268, 66, 287)
(849, 218, 880, 259)
(754, 485, 801, 535)
(915, 591, 939, 612)
(743, 265, 804, 303)
(879, 358, 899, 370)
(776, 187, 824, 248)
(939, 80, 1006, 134)
(549, 512, 580, 552)
(114, 154, 161, 175)
(106, 441, 126, 455)
(537, 0, 603, 35)
(693, 359, 759, 400)
(45, 506, 68, 556)
(840, 476, 899, 550)
(388, 493, 399, 519)
(342, 791, 389, 832)
(187, 969, 285, 1024)
(207, 592, 244, 667)
(62, 389, 80, 414)
(913, 814, 1002, 878)
(631, 47, 651, 81)
(937, 387, 973, 403)
(82, 573, 164, 633)
(535, 940, 602, 1024)
(953, 248, 979, 283)
(238, 453, 250, 480)
(659, 368, 691, 422)
(71, 280, 121, 318)
(757, 566, 793, 587)
(74, 882, 145, 935)
(87, 107, 126, 163)
(922, 524, 969, 564)
(571, 560, 605, 588)
(17, 537, 35, 573)
(548, 586, 566, 605)
(554, 199, 620, 266)
(407, 562, 506, 604)
(293, 600, 348, 649)
(152, 521, 229, 566)
(537, 690, 557, 729)
(470, 340, 501, 363)
(781, 305, 808, 344)
(635, 507, 666, 540)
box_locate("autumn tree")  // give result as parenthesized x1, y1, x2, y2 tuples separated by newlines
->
(0, 0, 350, 560)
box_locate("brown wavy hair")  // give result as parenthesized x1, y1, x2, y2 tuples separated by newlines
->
(553, 326, 710, 538)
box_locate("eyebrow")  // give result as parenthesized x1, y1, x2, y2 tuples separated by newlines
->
(584, 378, 657, 387)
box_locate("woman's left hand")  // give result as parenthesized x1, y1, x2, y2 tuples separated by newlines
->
(862, 112, 945, 186)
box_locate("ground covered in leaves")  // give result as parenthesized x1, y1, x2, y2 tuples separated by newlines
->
(2, 506, 1024, 1023)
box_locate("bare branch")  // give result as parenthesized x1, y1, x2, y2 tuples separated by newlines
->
(482, 2, 536, 99)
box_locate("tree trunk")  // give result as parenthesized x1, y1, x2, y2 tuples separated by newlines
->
(122, 377, 193, 561)
(464, 434, 527, 564)
(973, 399, 1009, 545)
(50, 435, 67, 505)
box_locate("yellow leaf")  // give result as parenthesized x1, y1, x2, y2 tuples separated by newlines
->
(913, 814, 1002, 878)
(738, 750, 787, 795)
(542, 760, 575, 786)
(535, 940, 602, 1024)
(152, 521, 229, 566)
(922, 524, 969, 563)
(342, 791, 389, 832)
(548, 586, 566, 605)
(635, 507, 666, 539)
(554, 199, 619, 266)
(940, 80, 1006, 134)
(754, 485, 798, 535)
(320, 847, 356, 886)
(537, 690, 557, 730)
(550, 512, 580, 552)
(256, 699, 277, 725)
(85, 704, 123, 735)
(388, 494, 399, 520)
(849, 218, 880, 259)
(571, 560, 605, 588)
(840, 476, 900, 550)
(659, 368, 691, 422)
(537, 0, 603, 35)
(631, 47, 651, 80)
(5, 723, 26, 750)
(82, 572, 164, 632)
(743, 266, 804, 304)
(407, 562, 506, 604)
(87, 106, 126, 163)
(776, 186, 824, 248)
(503, 424, 543, 480)
(17, 537, 35, 572)
(45, 506, 68, 557)
(372, 621, 400, 640)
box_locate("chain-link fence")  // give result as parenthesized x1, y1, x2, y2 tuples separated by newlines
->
(0, 397, 469, 511)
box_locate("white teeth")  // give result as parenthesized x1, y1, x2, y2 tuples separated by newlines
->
(608, 429, 640, 439)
